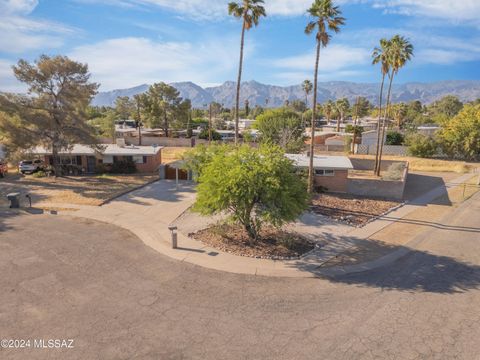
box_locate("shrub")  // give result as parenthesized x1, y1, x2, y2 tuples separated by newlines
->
(110, 159, 137, 174)
(406, 133, 438, 158)
(382, 163, 405, 181)
(386, 131, 405, 145)
(32, 170, 46, 178)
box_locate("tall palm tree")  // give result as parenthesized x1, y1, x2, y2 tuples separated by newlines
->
(372, 38, 392, 175)
(324, 100, 334, 123)
(302, 80, 313, 107)
(335, 97, 350, 132)
(228, 0, 266, 145)
(376, 35, 413, 176)
(302, 80, 313, 128)
(305, 0, 345, 193)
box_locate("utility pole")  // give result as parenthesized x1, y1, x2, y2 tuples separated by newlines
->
(352, 97, 360, 154)
(209, 103, 213, 144)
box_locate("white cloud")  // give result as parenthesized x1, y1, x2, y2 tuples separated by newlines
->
(68, 36, 250, 90)
(368, 0, 480, 25)
(0, 0, 76, 53)
(272, 44, 370, 72)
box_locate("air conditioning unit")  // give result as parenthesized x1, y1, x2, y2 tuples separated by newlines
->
(116, 138, 126, 147)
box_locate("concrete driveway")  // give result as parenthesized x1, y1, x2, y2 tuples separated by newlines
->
(1, 191, 480, 359)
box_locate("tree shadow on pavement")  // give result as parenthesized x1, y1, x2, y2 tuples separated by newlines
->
(289, 234, 480, 294)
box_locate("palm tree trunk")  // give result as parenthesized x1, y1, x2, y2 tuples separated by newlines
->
(373, 73, 386, 175)
(308, 40, 321, 194)
(234, 20, 246, 145)
(376, 72, 395, 176)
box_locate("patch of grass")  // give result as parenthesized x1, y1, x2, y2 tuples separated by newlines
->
(382, 163, 405, 181)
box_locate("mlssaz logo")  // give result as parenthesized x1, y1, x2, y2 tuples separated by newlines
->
(34, 339, 74, 349)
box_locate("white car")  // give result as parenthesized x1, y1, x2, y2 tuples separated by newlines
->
(19, 159, 45, 174)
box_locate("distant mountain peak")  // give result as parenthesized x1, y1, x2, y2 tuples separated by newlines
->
(92, 80, 480, 108)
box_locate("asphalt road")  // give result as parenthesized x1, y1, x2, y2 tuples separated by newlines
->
(0, 192, 479, 360)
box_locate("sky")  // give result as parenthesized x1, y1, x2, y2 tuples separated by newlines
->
(0, 0, 479, 92)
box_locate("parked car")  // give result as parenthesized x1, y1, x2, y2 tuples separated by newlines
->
(18, 159, 45, 174)
(0, 161, 7, 178)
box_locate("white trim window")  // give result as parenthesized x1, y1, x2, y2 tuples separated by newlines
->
(315, 169, 335, 176)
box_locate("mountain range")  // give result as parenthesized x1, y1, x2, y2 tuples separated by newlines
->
(92, 80, 480, 108)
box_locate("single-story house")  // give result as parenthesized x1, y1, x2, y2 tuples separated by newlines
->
(361, 130, 386, 146)
(304, 131, 337, 145)
(30, 144, 163, 174)
(286, 154, 354, 193)
(417, 125, 440, 137)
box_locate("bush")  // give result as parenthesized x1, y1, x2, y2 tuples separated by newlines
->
(382, 163, 405, 181)
(198, 128, 222, 141)
(189, 145, 309, 241)
(32, 170, 47, 178)
(406, 134, 438, 158)
(386, 131, 405, 145)
(110, 159, 137, 174)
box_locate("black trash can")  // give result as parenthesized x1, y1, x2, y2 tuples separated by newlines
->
(7, 193, 20, 208)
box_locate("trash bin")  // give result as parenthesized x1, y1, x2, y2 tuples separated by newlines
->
(158, 164, 166, 180)
(7, 192, 20, 208)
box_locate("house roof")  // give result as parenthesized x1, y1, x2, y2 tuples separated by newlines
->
(285, 154, 353, 170)
(31, 144, 163, 157)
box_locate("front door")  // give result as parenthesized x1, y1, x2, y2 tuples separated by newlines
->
(86, 156, 96, 174)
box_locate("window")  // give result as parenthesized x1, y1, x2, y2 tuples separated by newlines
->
(132, 155, 145, 164)
(315, 169, 335, 176)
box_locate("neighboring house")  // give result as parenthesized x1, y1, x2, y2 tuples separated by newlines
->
(286, 154, 354, 193)
(361, 130, 386, 146)
(417, 125, 440, 137)
(325, 135, 347, 146)
(30, 144, 163, 174)
(305, 131, 337, 145)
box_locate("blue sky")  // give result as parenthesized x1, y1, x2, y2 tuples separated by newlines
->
(0, 0, 479, 92)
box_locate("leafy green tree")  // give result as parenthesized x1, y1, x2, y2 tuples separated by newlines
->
(229, 0, 266, 144)
(141, 82, 183, 137)
(345, 124, 364, 136)
(437, 104, 480, 160)
(305, 0, 346, 193)
(386, 131, 405, 145)
(0, 55, 98, 175)
(254, 108, 305, 153)
(190, 145, 309, 241)
(115, 96, 136, 120)
(406, 133, 437, 158)
(429, 96, 463, 118)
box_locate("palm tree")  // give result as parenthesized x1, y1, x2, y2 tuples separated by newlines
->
(323, 100, 334, 123)
(372, 38, 392, 175)
(228, 0, 266, 145)
(376, 35, 413, 176)
(302, 80, 313, 128)
(305, 0, 345, 193)
(335, 97, 349, 132)
(302, 80, 313, 107)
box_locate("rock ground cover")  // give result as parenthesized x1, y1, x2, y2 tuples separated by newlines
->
(191, 224, 315, 259)
(310, 193, 401, 227)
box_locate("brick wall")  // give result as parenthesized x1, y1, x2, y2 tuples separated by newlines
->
(135, 151, 162, 173)
(314, 170, 349, 193)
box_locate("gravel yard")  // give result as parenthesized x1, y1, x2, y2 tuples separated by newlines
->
(0, 173, 158, 208)
(310, 193, 401, 227)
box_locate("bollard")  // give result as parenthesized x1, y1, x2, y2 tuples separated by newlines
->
(168, 225, 178, 249)
(25, 194, 32, 208)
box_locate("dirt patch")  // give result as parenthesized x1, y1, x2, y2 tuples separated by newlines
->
(191, 224, 315, 260)
(311, 193, 401, 227)
(0, 174, 158, 207)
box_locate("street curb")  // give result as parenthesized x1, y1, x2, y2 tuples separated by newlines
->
(315, 189, 480, 278)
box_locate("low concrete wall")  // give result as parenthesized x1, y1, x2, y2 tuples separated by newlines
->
(347, 160, 409, 200)
(126, 136, 195, 147)
(313, 144, 345, 152)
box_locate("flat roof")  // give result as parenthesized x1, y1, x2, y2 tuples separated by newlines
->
(31, 144, 163, 156)
(286, 154, 353, 170)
